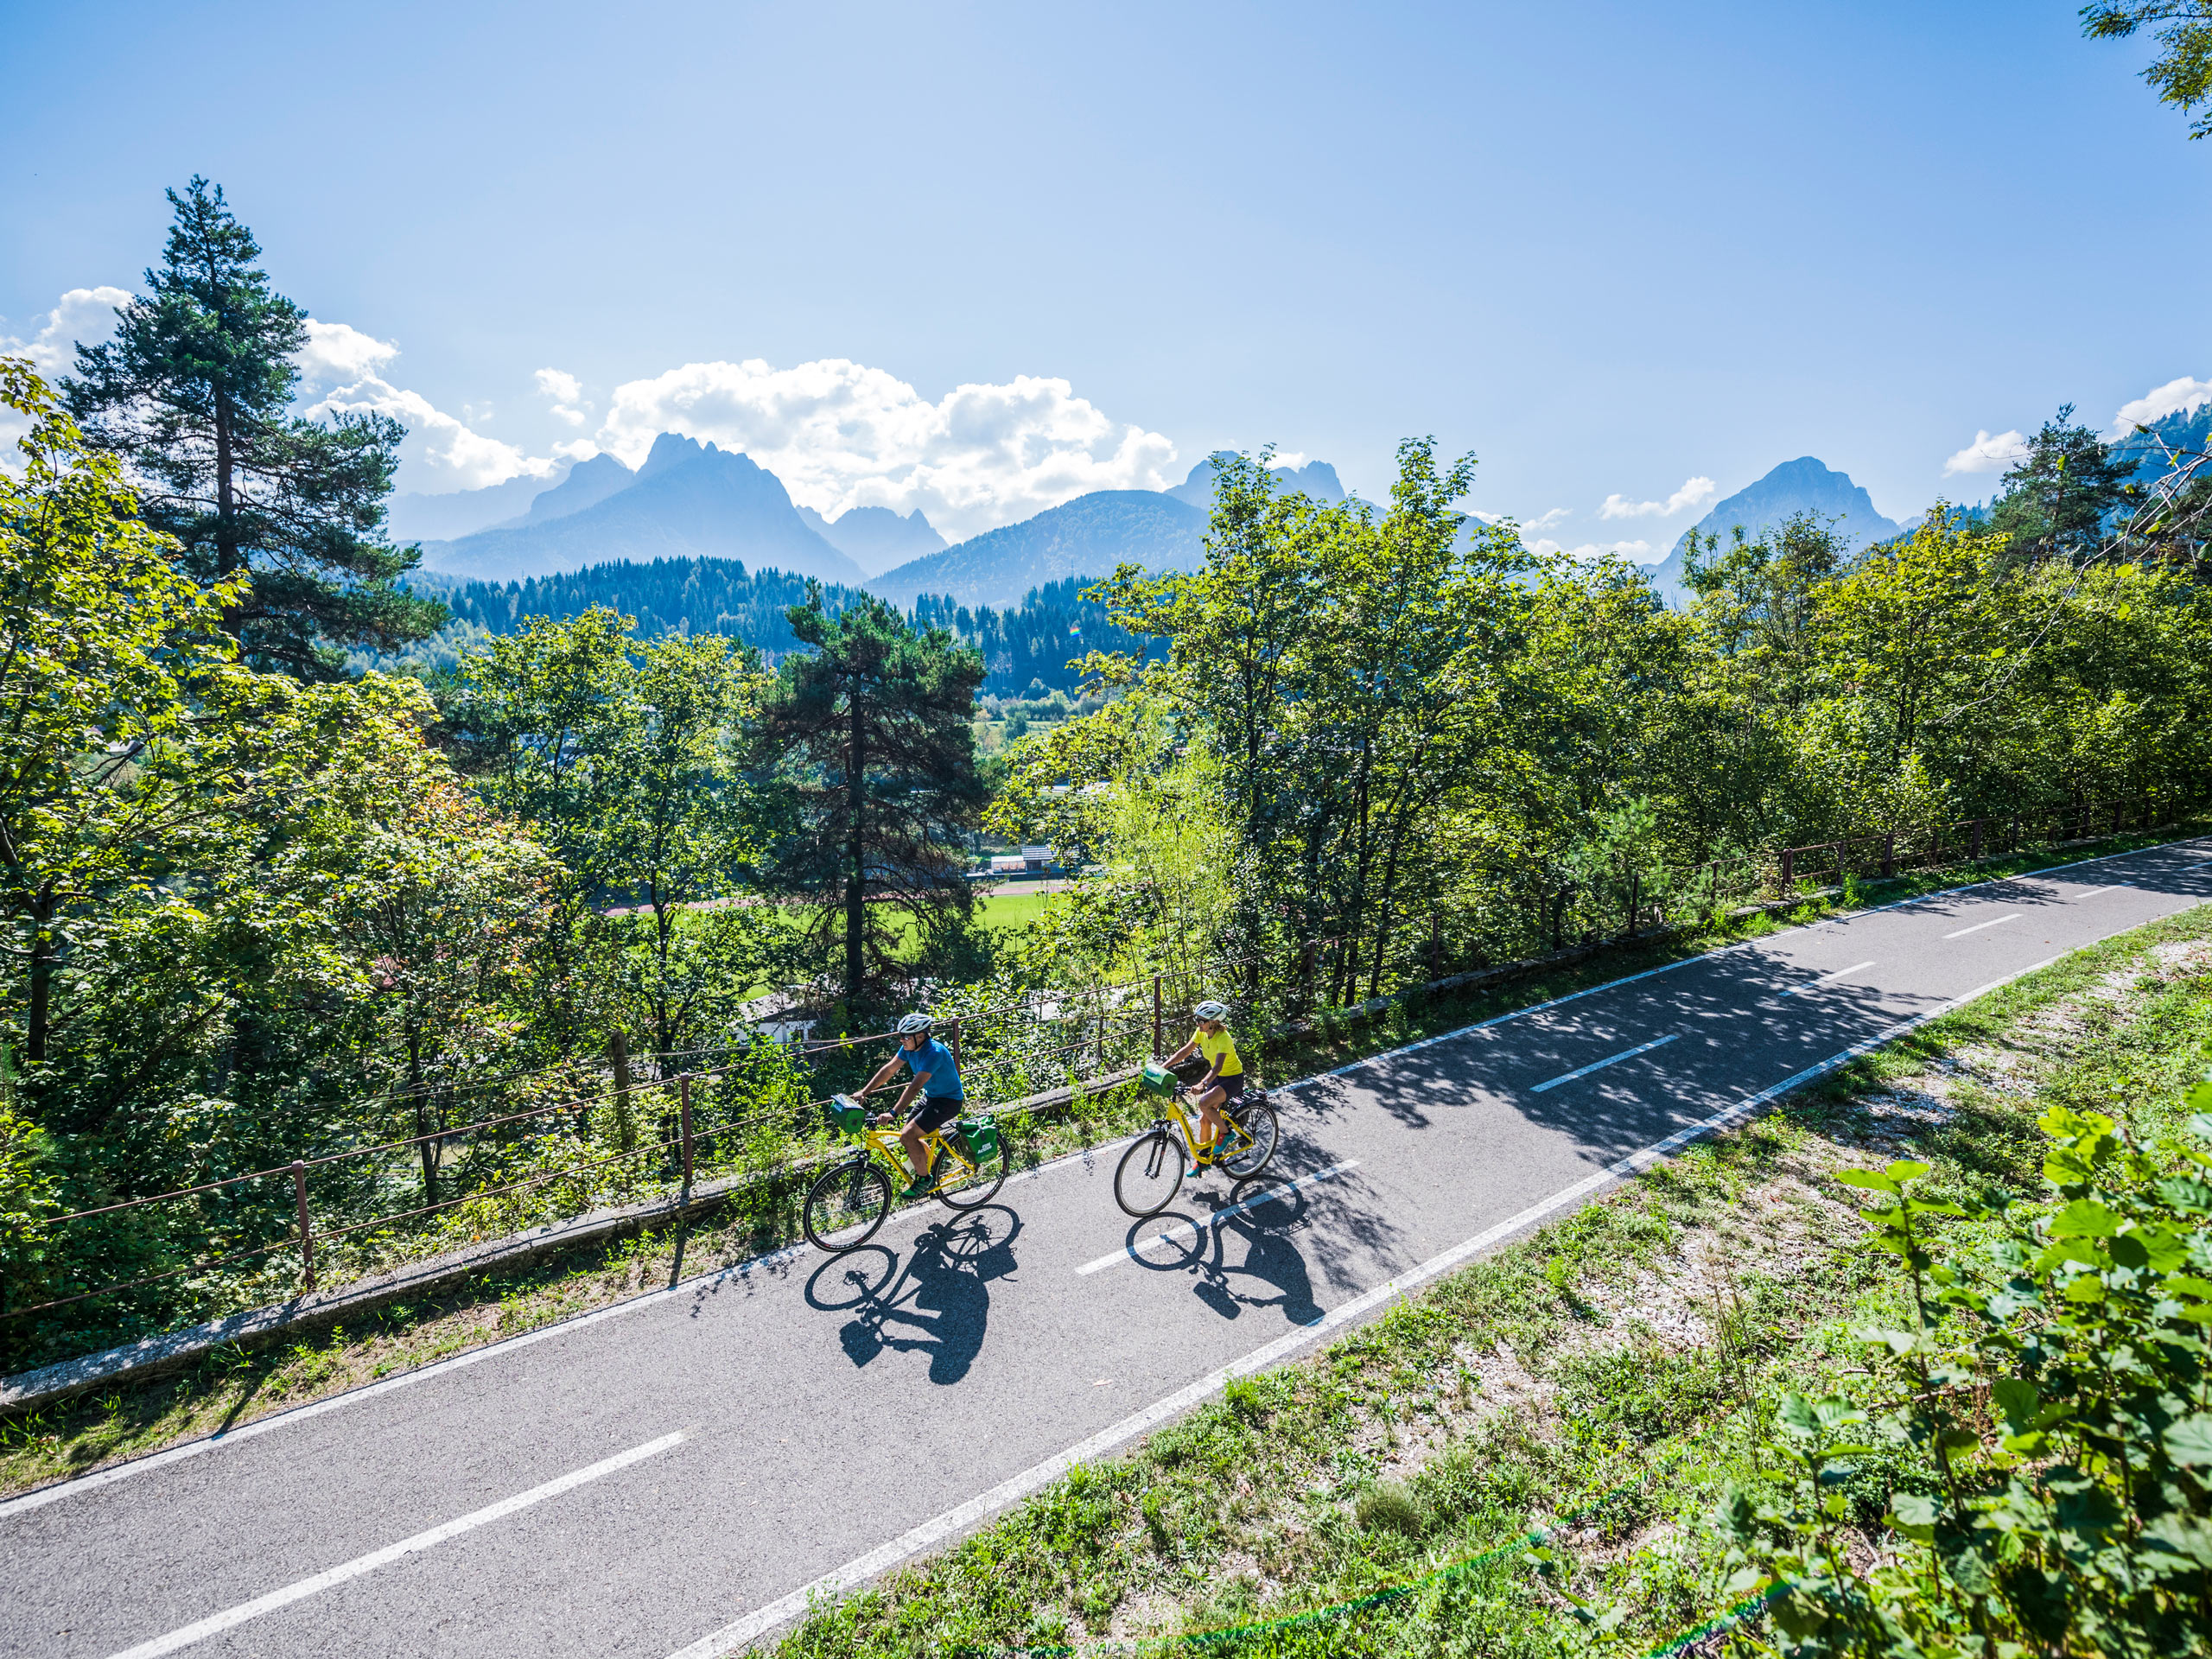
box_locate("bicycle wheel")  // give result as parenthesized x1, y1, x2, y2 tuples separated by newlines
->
(1220, 1097, 1280, 1179)
(804, 1159, 892, 1251)
(935, 1129, 1010, 1211)
(1115, 1128, 1187, 1218)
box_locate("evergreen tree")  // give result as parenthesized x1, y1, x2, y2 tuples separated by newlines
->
(63, 177, 442, 677)
(754, 590, 988, 1006)
(1987, 404, 2134, 564)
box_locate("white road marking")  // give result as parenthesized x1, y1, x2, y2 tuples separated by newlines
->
(1944, 912, 2018, 939)
(14, 835, 2202, 1521)
(664, 959, 2069, 1659)
(1075, 1161, 1360, 1276)
(1529, 1032, 1679, 1093)
(2181, 859, 2212, 872)
(1779, 961, 1875, 996)
(102, 1432, 684, 1659)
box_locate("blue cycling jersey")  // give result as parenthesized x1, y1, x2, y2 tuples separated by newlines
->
(904, 1037, 963, 1098)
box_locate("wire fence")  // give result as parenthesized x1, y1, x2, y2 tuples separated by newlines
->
(3, 788, 2197, 1374)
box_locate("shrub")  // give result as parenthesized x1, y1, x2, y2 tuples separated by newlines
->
(1712, 1068, 2212, 1655)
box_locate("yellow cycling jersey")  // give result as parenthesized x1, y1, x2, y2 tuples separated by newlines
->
(1193, 1027, 1242, 1077)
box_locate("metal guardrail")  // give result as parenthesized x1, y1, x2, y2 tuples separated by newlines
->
(4, 793, 2195, 1358)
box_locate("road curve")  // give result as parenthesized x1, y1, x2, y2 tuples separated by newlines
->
(5, 837, 2209, 1659)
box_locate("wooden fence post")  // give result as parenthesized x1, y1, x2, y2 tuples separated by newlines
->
(949, 1017, 962, 1069)
(1151, 975, 1162, 1059)
(292, 1160, 315, 1293)
(1779, 847, 1794, 891)
(610, 1028, 636, 1154)
(1429, 910, 1441, 979)
(1882, 834, 1896, 880)
(678, 1075, 694, 1203)
(1971, 817, 1984, 861)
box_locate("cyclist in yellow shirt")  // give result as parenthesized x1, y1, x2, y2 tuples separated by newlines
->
(1161, 1000, 1243, 1160)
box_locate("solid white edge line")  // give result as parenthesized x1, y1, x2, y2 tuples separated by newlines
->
(17, 833, 2206, 1519)
(1528, 1032, 1679, 1095)
(103, 1431, 684, 1659)
(1074, 1161, 1361, 1276)
(663, 957, 2069, 1659)
(1943, 912, 2019, 940)
(1779, 960, 1876, 997)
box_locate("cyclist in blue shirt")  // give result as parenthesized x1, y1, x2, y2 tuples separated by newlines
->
(861, 1013, 967, 1199)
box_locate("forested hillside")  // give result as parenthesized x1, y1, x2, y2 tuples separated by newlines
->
(420, 558, 1141, 694)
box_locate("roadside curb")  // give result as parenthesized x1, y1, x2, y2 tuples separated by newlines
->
(0, 1071, 1139, 1416)
(7, 822, 2190, 1421)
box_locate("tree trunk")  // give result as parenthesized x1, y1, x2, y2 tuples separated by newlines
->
(845, 666, 866, 1005)
(409, 1029, 437, 1206)
(23, 882, 55, 1065)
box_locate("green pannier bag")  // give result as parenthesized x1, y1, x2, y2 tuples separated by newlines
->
(826, 1093, 868, 1133)
(1139, 1060, 1178, 1097)
(957, 1115, 1000, 1162)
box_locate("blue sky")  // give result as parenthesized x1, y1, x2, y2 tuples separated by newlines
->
(3, 0, 2205, 550)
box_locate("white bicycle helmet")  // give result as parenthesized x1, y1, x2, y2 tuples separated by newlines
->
(895, 1012, 935, 1037)
(1193, 1000, 1230, 1022)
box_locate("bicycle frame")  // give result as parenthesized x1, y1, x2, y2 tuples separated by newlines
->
(850, 1121, 982, 1189)
(1155, 1091, 1252, 1160)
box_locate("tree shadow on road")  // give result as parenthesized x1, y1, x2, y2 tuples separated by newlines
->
(804, 1207, 1021, 1385)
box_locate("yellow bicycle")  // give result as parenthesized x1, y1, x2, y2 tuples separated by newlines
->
(803, 1095, 1011, 1251)
(1115, 1065, 1280, 1217)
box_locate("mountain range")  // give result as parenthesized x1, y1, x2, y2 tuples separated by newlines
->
(395, 448, 1351, 608)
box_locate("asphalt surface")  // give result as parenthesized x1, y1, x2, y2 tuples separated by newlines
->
(7, 837, 2210, 1659)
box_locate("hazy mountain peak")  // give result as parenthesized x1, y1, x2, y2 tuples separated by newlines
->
(1637, 458, 1900, 607)
(1164, 452, 1347, 509)
(795, 503, 948, 576)
(637, 431, 721, 480)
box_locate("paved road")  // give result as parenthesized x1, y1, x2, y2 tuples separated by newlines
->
(8, 838, 2210, 1659)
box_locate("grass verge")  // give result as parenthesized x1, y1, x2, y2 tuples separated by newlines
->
(2, 822, 2196, 1504)
(746, 893, 2212, 1655)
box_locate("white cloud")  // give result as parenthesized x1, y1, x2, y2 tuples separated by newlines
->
(534, 367, 589, 428)
(593, 358, 1178, 539)
(1597, 475, 1717, 519)
(296, 318, 400, 385)
(1942, 429, 2029, 476)
(1530, 537, 1660, 564)
(2110, 375, 2212, 435)
(1, 287, 133, 464)
(1522, 506, 1572, 534)
(299, 320, 555, 492)
(0, 285, 132, 377)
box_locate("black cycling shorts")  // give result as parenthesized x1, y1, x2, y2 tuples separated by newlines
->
(1207, 1073, 1246, 1102)
(906, 1094, 963, 1133)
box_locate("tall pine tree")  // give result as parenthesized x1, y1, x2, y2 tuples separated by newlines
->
(64, 177, 442, 677)
(755, 590, 988, 1007)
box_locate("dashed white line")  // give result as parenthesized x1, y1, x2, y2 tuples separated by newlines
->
(1075, 1162, 1359, 1276)
(1944, 912, 2018, 939)
(1779, 961, 1875, 996)
(103, 1431, 684, 1659)
(1529, 1032, 1678, 1094)
(664, 957, 2072, 1659)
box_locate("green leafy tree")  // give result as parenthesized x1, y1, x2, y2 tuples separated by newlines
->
(753, 590, 988, 1007)
(0, 358, 236, 1075)
(453, 609, 768, 1065)
(2084, 3, 2212, 137)
(63, 177, 443, 677)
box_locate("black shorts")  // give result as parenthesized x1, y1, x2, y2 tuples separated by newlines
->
(1207, 1073, 1245, 1102)
(906, 1095, 963, 1133)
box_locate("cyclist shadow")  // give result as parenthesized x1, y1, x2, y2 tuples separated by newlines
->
(804, 1205, 1021, 1386)
(1128, 1179, 1323, 1327)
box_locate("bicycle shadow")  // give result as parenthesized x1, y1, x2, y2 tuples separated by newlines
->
(804, 1205, 1021, 1385)
(1124, 1178, 1325, 1327)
